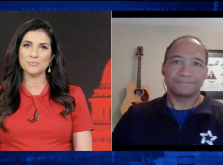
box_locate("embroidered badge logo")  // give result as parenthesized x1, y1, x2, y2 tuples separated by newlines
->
(200, 130, 217, 145)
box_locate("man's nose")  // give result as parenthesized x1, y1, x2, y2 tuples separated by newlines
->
(178, 63, 193, 77)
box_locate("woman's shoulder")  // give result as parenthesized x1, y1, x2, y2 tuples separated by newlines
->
(69, 85, 80, 91)
(68, 85, 85, 97)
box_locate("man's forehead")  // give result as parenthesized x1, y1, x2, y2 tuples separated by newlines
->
(171, 37, 202, 49)
(167, 38, 206, 56)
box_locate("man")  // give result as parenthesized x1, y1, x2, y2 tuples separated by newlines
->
(112, 36, 223, 146)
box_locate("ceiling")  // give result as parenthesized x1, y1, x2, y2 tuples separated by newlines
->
(112, 18, 223, 28)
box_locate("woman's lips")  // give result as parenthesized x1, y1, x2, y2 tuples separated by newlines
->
(28, 62, 39, 66)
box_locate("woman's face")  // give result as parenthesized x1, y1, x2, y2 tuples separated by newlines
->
(19, 29, 54, 78)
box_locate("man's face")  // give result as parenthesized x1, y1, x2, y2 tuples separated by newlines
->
(162, 38, 208, 97)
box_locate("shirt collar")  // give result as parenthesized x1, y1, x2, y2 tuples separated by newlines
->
(151, 91, 213, 116)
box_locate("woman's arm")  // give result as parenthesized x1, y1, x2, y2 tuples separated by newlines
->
(73, 131, 93, 151)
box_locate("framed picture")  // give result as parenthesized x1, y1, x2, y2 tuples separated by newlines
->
(202, 50, 223, 99)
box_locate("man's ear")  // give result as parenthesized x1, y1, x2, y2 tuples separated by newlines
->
(204, 67, 208, 79)
(161, 63, 165, 76)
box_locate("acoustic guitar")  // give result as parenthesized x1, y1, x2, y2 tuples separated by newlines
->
(121, 46, 151, 115)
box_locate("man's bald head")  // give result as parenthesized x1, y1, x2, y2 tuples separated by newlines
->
(163, 36, 208, 65)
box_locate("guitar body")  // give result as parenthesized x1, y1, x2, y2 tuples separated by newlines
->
(121, 82, 151, 115)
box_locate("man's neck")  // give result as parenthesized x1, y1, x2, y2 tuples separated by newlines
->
(166, 91, 204, 110)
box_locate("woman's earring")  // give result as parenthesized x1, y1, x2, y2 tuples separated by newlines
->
(48, 62, 52, 73)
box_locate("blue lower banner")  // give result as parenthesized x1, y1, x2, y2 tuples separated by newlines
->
(0, 151, 223, 165)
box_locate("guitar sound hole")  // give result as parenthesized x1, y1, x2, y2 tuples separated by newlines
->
(134, 89, 143, 96)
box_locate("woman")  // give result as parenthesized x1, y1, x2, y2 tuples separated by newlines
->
(0, 19, 94, 151)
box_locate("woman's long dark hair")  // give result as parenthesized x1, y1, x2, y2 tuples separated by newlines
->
(0, 19, 75, 131)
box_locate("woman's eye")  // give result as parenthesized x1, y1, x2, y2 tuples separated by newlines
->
(23, 44, 30, 48)
(41, 46, 48, 50)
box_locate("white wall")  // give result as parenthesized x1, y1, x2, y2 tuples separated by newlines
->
(112, 21, 223, 131)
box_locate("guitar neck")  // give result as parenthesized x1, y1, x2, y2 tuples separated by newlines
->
(120, 46, 151, 115)
(136, 56, 141, 88)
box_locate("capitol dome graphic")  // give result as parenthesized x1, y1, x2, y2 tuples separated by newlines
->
(89, 58, 111, 151)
